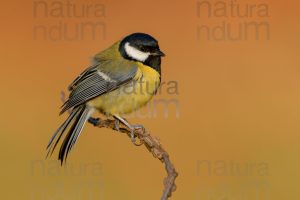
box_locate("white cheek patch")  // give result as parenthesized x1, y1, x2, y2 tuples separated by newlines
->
(124, 42, 150, 62)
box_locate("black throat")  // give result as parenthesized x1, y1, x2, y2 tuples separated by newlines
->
(144, 56, 161, 75)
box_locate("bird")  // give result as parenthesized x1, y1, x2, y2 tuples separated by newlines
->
(46, 33, 165, 164)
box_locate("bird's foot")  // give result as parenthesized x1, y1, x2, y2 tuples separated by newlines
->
(113, 115, 143, 146)
(129, 124, 144, 146)
(114, 118, 120, 131)
(88, 117, 100, 126)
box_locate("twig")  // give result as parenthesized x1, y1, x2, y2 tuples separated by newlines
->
(61, 92, 178, 200)
(93, 119, 178, 199)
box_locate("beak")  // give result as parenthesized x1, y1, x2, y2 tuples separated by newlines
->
(152, 49, 165, 57)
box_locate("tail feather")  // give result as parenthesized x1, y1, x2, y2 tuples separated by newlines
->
(46, 107, 81, 157)
(46, 105, 93, 164)
(59, 106, 93, 163)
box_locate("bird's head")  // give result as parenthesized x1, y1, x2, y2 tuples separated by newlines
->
(119, 33, 165, 63)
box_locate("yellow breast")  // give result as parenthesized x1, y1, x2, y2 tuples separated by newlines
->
(88, 63, 160, 116)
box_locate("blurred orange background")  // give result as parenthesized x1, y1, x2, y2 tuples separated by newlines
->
(1, 0, 300, 199)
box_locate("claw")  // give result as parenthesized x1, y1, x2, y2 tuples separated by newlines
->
(114, 119, 120, 131)
(88, 117, 100, 126)
(129, 125, 144, 146)
(113, 115, 143, 146)
(130, 129, 136, 143)
(132, 124, 144, 131)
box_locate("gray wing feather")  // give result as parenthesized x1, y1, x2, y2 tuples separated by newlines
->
(61, 60, 137, 114)
(67, 64, 99, 91)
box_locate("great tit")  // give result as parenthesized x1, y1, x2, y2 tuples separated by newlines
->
(46, 33, 165, 164)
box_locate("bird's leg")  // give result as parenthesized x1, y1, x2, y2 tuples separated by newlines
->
(114, 115, 136, 142)
(113, 115, 144, 145)
(113, 116, 120, 131)
(88, 117, 100, 126)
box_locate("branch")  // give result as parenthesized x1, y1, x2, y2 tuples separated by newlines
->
(93, 118, 178, 199)
(61, 92, 178, 199)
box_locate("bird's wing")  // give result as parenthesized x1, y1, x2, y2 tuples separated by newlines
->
(67, 64, 99, 91)
(60, 59, 139, 114)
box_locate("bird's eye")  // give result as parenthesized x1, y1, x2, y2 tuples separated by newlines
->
(139, 46, 146, 51)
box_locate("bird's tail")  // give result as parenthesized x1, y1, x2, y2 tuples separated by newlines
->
(46, 105, 94, 164)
